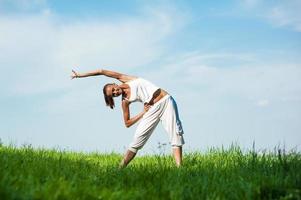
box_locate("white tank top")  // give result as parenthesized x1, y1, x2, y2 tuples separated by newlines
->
(125, 78, 159, 103)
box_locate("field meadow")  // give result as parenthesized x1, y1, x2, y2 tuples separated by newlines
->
(0, 142, 300, 200)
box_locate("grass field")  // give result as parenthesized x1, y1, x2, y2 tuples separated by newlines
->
(0, 143, 300, 200)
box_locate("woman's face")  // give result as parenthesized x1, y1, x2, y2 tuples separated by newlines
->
(105, 84, 122, 98)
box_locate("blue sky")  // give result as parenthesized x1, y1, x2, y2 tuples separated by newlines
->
(0, 0, 300, 154)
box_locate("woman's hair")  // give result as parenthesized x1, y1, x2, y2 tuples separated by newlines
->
(103, 83, 115, 109)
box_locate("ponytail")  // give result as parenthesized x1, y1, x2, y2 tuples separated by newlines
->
(103, 83, 115, 109)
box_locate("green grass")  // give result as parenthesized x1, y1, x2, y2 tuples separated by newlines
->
(0, 143, 300, 200)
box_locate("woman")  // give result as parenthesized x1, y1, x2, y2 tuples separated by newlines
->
(71, 69, 185, 167)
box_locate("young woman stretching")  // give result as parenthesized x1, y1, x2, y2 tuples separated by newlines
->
(71, 69, 185, 167)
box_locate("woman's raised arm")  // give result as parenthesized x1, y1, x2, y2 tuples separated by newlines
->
(71, 69, 136, 83)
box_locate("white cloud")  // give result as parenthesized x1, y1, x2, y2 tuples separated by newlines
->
(241, 0, 260, 8)
(41, 8, 51, 16)
(145, 51, 301, 107)
(267, 4, 301, 32)
(0, 4, 189, 152)
(0, 6, 185, 96)
(256, 99, 269, 107)
(240, 0, 301, 32)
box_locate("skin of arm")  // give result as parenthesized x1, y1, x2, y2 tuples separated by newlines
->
(71, 69, 136, 83)
(122, 100, 150, 128)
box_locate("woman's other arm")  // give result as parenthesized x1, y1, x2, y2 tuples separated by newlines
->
(71, 69, 136, 83)
(122, 100, 150, 128)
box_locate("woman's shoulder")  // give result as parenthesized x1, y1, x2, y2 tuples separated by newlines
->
(118, 73, 138, 83)
(125, 76, 140, 83)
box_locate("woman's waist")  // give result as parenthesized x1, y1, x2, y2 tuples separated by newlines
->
(150, 89, 169, 105)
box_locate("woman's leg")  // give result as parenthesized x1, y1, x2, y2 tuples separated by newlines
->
(172, 146, 182, 166)
(161, 97, 185, 167)
(119, 149, 137, 168)
(123, 106, 161, 168)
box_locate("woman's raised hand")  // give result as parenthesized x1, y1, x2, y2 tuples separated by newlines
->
(71, 70, 80, 79)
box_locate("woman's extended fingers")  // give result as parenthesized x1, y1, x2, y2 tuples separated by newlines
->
(71, 70, 78, 79)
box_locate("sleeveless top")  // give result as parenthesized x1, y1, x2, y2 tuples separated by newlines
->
(124, 78, 159, 103)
